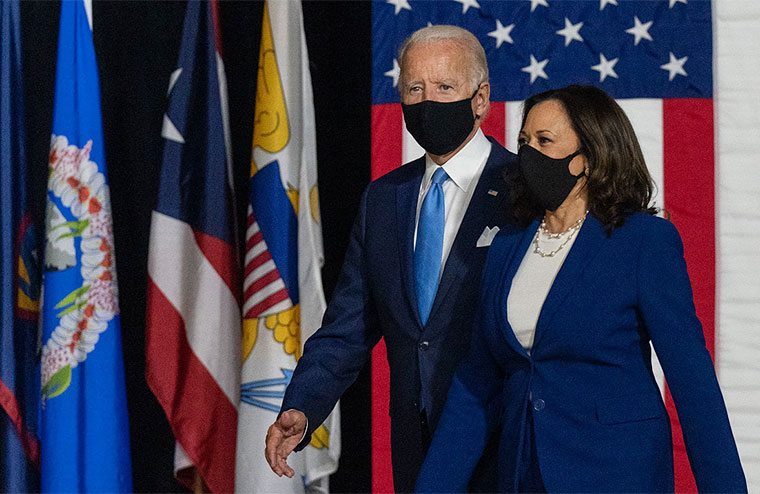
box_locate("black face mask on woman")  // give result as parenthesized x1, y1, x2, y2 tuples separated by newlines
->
(401, 89, 479, 156)
(518, 144, 585, 212)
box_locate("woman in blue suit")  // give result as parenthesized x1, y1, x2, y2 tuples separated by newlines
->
(416, 85, 746, 493)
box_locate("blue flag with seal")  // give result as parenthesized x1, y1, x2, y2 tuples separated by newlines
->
(1, 0, 41, 491)
(40, 0, 132, 491)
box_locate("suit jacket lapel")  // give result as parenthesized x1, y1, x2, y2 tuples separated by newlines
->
(427, 144, 510, 322)
(396, 158, 425, 328)
(498, 219, 540, 357)
(532, 215, 606, 350)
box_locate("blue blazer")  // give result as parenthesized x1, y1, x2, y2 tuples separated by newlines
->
(416, 213, 746, 493)
(281, 137, 517, 492)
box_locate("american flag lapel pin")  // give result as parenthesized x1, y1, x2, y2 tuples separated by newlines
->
(488, 189, 499, 196)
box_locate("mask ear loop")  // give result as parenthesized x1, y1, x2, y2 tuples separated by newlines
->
(566, 149, 586, 179)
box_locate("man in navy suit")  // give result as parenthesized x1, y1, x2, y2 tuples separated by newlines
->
(264, 25, 517, 492)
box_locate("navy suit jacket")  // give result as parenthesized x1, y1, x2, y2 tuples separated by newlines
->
(417, 213, 747, 493)
(280, 137, 517, 492)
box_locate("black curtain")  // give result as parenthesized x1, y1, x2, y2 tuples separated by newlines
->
(20, 1, 372, 492)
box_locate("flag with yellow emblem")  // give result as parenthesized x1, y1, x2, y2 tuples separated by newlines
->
(235, 1, 340, 491)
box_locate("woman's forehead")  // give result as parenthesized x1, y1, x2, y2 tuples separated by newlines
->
(523, 101, 572, 132)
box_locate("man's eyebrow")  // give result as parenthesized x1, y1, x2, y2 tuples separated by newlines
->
(430, 78, 459, 86)
(405, 79, 423, 85)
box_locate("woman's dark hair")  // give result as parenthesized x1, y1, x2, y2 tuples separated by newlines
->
(508, 85, 658, 233)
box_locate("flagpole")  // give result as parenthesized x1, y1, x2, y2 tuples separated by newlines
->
(193, 470, 207, 494)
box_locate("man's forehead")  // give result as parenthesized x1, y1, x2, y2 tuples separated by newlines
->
(402, 44, 468, 74)
(404, 39, 464, 60)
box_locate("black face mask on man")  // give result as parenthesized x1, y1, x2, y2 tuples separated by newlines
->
(401, 89, 479, 156)
(518, 144, 585, 212)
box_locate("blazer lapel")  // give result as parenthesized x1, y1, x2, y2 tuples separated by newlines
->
(396, 158, 425, 328)
(532, 215, 606, 350)
(427, 145, 510, 321)
(498, 219, 540, 357)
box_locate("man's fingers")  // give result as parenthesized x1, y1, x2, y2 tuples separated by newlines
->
(275, 438, 298, 473)
(277, 455, 295, 478)
(265, 424, 287, 475)
(264, 412, 307, 477)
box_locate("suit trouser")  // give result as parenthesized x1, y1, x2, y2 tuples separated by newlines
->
(420, 410, 501, 493)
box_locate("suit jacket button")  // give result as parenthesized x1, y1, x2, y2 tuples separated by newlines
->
(533, 398, 545, 411)
(418, 341, 429, 350)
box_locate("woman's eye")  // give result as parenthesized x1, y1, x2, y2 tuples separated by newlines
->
(538, 136, 552, 144)
(517, 138, 527, 147)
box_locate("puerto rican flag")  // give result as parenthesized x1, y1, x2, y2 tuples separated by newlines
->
(145, 1, 240, 492)
(371, 0, 760, 491)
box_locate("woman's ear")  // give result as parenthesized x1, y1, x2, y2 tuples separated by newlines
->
(570, 153, 588, 177)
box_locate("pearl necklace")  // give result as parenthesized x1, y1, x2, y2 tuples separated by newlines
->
(532, 210, 589, 258)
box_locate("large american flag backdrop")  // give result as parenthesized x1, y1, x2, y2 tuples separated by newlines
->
(370, 0, 760, 491)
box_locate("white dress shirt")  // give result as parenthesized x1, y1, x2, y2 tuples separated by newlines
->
(413, 129, 491, 277)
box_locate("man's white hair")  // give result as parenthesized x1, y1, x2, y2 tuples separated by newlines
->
(398, 25, 489, 94)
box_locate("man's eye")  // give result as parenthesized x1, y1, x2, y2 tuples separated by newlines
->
(441, 85, 453, 91)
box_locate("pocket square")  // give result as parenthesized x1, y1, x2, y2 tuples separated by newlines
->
(476, 226, 500, 247)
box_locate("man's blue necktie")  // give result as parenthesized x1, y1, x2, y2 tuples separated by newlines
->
(415, 167, 448, 325)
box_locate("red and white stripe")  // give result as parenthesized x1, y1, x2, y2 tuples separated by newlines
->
(244, 206, 293, 319)
(146, 211, 240, 493)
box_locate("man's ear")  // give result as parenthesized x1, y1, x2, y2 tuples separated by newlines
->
(474, 82, 491, 121)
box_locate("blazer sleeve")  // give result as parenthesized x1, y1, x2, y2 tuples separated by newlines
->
(637, 219, 747, 493)
(416, 241, 508, 493)
(280, 187, 382, 450)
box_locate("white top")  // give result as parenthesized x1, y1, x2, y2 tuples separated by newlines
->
(413, 129, 491, 276)
(507, 224, 581, 353)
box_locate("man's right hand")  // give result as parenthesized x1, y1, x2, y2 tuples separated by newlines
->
(264, 409, 308, 478)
